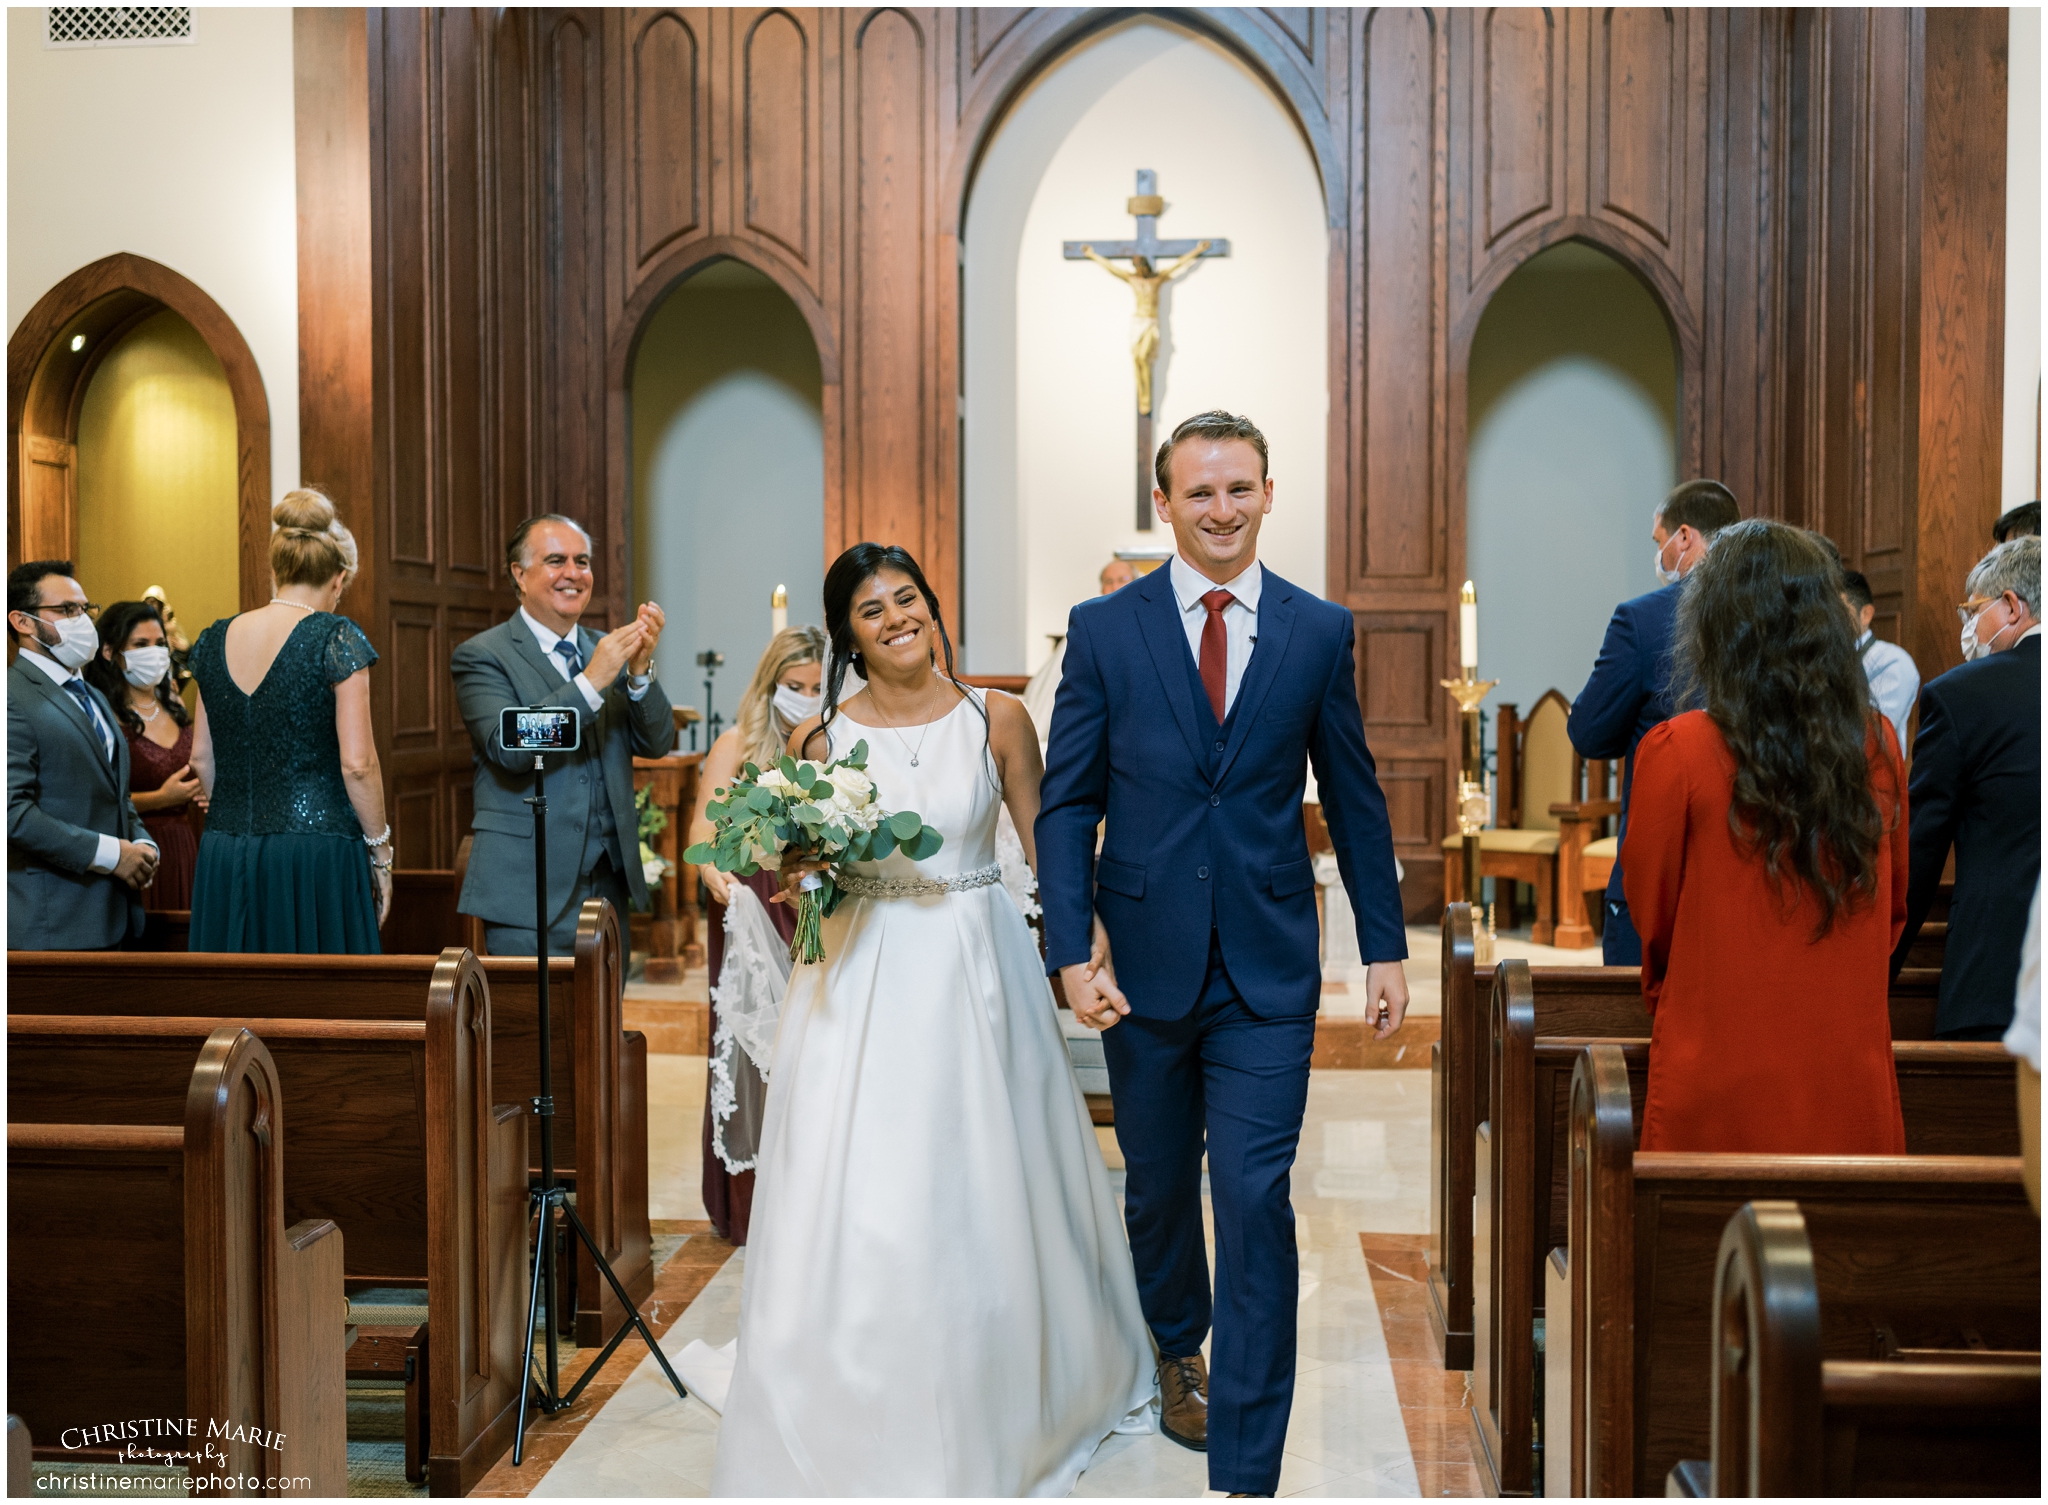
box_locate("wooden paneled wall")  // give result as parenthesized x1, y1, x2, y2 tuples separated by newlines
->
(295, 8, 2008, 895)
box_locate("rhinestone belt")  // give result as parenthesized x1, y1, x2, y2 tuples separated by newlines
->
(836, 862, 1004, 900)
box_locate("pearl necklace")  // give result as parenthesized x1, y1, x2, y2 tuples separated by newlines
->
(269, 597, 318, 613)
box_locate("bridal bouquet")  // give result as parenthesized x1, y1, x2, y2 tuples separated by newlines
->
(684, 741, 943, 964)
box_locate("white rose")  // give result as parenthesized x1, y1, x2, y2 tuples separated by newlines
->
(826, 766, 875, 808)
(755, 768, 794, 794)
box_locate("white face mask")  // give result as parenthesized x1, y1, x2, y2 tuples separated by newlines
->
(773, 683, 824, 725)
(122, 644, 172, 688)
(1652, 532, 1684, 586)
(36, 612, 100, 671)
(1960, 601, 2013, 662)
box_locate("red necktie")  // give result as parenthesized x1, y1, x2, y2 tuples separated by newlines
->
(1199, 589, 1235, 723)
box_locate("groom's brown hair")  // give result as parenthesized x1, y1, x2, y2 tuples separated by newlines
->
(1154, 410, 1268, 495)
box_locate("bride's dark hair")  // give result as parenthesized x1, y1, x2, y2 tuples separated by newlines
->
(809, 543, 992, 781)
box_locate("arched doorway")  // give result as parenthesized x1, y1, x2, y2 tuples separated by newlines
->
(8, 253, 270, 610)
(629, 257, 825, 744)
(1464, 240, 1678, 717)
(960, 15, 1330, 674)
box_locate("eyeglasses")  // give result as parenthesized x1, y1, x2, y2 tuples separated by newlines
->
(33, 601, 99, 622)
(1955, 595, 2007, 627)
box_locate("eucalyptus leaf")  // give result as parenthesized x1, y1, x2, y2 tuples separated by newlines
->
(906, 825, 945, 860)
(889, 810, 923, 841)
(682, 840, 716, 865)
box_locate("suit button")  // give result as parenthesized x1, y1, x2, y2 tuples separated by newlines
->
(1214, 740, 1225, 752)
(1197, 866, 1210, 880)
(1210, 794, 1221, 807)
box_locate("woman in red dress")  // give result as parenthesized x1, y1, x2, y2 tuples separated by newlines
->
(1624, 519, 1909, 1154)
(87, 600, 205, 910)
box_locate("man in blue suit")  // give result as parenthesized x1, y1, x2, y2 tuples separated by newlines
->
(1568, 479, 1741, 964)
(1038, 411, 1408, 1496)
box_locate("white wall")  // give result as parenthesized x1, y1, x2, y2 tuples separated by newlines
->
(7, 7, 300, 503)
(2005, 7, 2042, 511)
(963, 19, 1329, 674)
(1465, 242, 1677, 719)
(630, 260, 825, 733)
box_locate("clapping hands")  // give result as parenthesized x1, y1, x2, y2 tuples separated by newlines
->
(585, 602, 666, 685)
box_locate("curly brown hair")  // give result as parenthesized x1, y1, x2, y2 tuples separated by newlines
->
(1668, 518, 1899, 937)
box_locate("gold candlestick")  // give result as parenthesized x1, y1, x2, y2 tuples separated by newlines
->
(1441, 666, 1498, 908)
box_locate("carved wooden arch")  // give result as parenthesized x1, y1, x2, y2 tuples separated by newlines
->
(608, 238, 841, 390)
(1452, 218, 1704, 475)
(945, 6, 1342, 234)
(7, 252, 271, 606)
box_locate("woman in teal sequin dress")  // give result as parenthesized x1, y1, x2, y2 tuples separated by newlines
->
(188, 490, 392, 953)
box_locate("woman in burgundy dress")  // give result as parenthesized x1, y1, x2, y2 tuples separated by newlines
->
(88, 600, 205, 909)
(1625, 519, 1908, 1154)
(687, 624, 827, 1244)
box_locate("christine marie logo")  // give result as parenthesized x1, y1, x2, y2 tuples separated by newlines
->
(59, 1417, 286, 1467)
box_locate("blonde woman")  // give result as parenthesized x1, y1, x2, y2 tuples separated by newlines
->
(687, 624, 827, 1244)
(187, 490, 390, 952)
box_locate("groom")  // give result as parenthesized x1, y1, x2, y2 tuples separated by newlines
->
(1038, 410, 1410, 1496)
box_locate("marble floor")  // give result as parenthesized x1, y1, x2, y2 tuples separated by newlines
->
(526, 1061, 1445, 1497)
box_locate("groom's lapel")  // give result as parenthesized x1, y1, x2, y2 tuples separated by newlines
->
(1213, 574, 1295, 786)
(1132, 569, 1208, 769)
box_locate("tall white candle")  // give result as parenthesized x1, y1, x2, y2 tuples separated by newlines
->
(1459, 580, 1479, 669)
(771, 583, 788, 634)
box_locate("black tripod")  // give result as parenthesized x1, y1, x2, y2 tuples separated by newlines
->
(513, 752, 687, 1465)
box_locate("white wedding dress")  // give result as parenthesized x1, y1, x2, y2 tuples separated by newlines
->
(710, 690, 1154, 1497)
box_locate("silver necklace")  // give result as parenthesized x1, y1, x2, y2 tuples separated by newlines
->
(871, 693, 942, 767)
(133, 698, 162, 724)
(269, 597, 316, 613)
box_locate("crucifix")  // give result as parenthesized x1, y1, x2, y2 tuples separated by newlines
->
(1065, 169, 1230, 529)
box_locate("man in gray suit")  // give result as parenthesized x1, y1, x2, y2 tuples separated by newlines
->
(452, 515, 675, 954)
(7, 560, 158, 950)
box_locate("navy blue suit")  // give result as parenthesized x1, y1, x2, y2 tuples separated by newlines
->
(1037, 564, 1405, 1494)
(1890, 634, 2041, 1037)
(1567, 584, 1680, 964)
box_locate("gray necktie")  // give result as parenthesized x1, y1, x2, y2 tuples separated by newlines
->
(61, 678, 115, 761)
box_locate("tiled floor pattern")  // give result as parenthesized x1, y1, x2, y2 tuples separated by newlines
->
(468, 1221, 733, 1497)
(515, 1065, 1485, 1496)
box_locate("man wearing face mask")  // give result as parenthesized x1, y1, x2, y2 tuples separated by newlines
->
(6, 560, 158, 949)
(1892, 536, 2042, 1038)
(1568, 479, 1742, 964)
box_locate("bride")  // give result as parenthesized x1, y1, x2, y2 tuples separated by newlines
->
(709, 543, 1154, 1496)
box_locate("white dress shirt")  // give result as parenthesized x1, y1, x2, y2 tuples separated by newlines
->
(1168, 554, 1262, 718)
(18, 647, 156, 873)
(1856, 630, 1921, 742)
(519, 607, 652, 712)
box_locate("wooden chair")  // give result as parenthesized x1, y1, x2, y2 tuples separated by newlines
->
(1441, 691, 1574, 942)
(1551, 753, 1622, 949)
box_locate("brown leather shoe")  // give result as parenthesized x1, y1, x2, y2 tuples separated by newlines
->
(1157, 1352, 1208, 1452)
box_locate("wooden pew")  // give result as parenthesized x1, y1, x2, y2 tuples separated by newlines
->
(9, 953, 526, 1495)
(8, 1026, 348, 1496)
(1553, 1044, 2037, 1496)
(1474, 956, 2019, 1493)
(1427, 902, 1479, 1368)
(1705, 1200, 2040, 1497)
(5, 899, 649, 1349)
(1427, 910, 1943, 1374)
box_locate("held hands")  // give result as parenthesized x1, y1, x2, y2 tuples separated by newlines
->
(113, 839, 159, 890)
(1060, 916, 1130, 1031)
